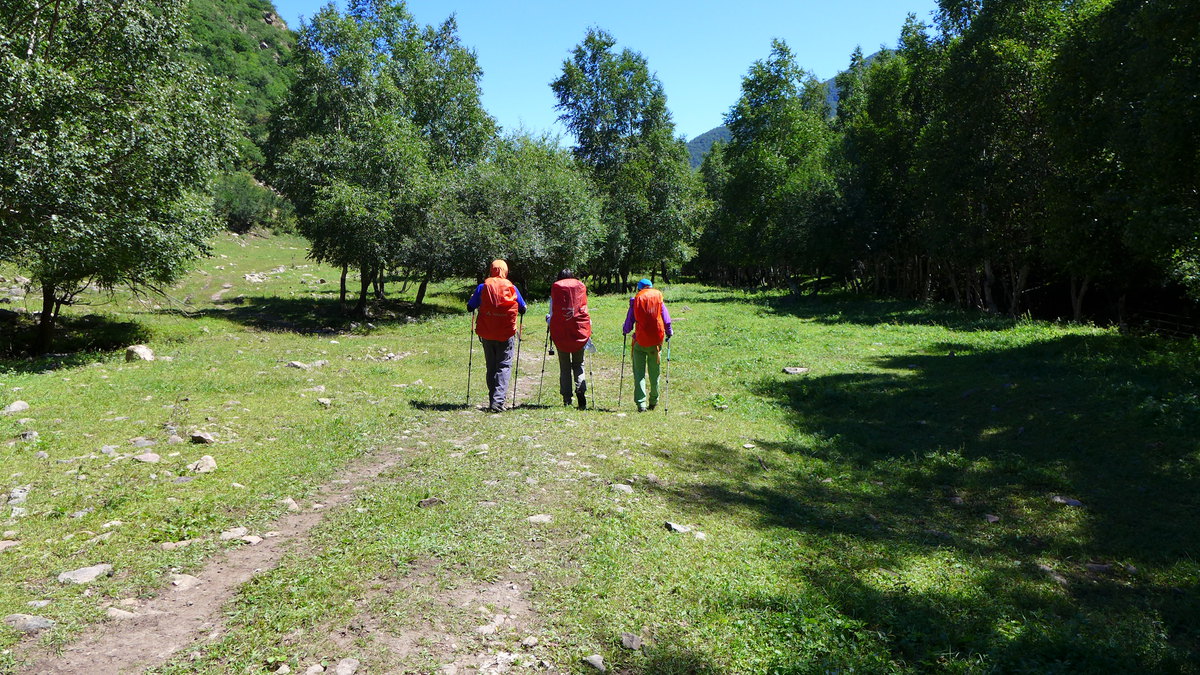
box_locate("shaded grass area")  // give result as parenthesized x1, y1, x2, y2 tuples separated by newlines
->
(1, 236, 1197, 673)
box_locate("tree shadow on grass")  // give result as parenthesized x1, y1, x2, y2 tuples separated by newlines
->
(165, 294, 461, 334)
(681, 287, 1023, 333)
(0, 310, 151, 371)
(650, 331, 1200, 671)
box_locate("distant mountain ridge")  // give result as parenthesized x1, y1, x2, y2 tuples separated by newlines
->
(685, 52, 877, 169)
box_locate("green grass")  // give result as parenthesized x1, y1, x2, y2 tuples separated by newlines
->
(2, 233, 1198, 673)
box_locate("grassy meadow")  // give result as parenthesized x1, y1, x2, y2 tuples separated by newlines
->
(1, 233, 1198, 673)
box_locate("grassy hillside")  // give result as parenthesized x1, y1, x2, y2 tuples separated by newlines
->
(185, 0, 296, 165)
(1, 234, 1198, 673)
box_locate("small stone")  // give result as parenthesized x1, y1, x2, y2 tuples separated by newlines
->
(1085, 563, 1113, 573)
(1051, 495, 1084, 507)
(335, 658, 360, 675)
(782, 367, 809, 375)
(0, 540, 20, 552)
(187, 455, 217, 473)
(35, 451, 49, 459)
(286, 361, 310, 370)
(317, 397, 332, 408)
(18, 430, 38, 441)
(132, 452, 160, 463)
(173, 476, 196, 484)
(58, 563, 113, 584)
(275, 665, 292, 674)
(101, 445, 119, 455)
(742, 443, 755, 449)
(171, 573, 202, 590)
(2, 400, 30, 415)
(3, 614, 55, 633)
(7, 485, 30, 505)
(240, 535, 263, 545)
(527, 514, 553, 524)
(167, 435, 185, 445)
(1036, 563, 1069, 587)
(521, 636, 538, 647)
(693, 531, 707, 541)
(665, 521, 692, 533)
(610, 484, 633, 494)
(305, 667, 325, 675)
(160, 539, 196, 551)
(985, 514, 1000, 523)
(620, 632, 643, 650)
(948, 496, 965, 505)
(418, 497, 446, 508)
(281, 498, 301, 512)
(583, 654, 606, 672)
(131, 438, 156, 448)
(190, 431, 215, 444)
(27, 600, 51, 609)
(106, 607, 137, 620)
(125, 345, 155, 362)
(220, 527, 248, 540)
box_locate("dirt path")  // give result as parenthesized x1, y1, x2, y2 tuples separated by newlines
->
(23, 449, 406, 674)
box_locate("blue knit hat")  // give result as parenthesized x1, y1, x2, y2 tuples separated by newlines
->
(637, 278, 653, 290)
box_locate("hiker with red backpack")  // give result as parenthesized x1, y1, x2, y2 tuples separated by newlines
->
(546, 270, 592, 409)
(622, 279, 673, 412)
(467, 260, 527, 412)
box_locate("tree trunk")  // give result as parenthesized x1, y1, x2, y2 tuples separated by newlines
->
(1009, 263, 1030, 317)
(982, 260, 999, 313)
(34, 282, 57, 354)
(373, 272, 385, 301)
(1070, 276, 1090, 322)
(352, 266, 373, 318)
(338, 263, 348, 311)
(660, 262, 671, 284)
(414, 269, 432, 307)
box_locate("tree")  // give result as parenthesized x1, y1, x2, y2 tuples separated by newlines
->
(267, 0, 494, 315)
(0, 1, 236, 353)
(711, 39, 839, 287)
(551, 28, 700, 284)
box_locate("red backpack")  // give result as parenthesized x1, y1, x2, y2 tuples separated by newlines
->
(549, 278, 591, 352)
(476, 276, 519, 341)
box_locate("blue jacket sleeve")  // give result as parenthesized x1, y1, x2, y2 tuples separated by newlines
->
(514, 287, 527, 314)
(466, 284, 483, 311)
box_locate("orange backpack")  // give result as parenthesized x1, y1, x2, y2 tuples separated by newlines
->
(549, 278, 591, 352)
(476, 276, 519, 341)
(632, 288, 665, 347)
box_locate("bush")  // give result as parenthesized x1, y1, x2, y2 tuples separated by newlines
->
(213, 171, 295, 233)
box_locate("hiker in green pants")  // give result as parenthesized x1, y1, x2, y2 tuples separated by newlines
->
(622, 279, 673, 412)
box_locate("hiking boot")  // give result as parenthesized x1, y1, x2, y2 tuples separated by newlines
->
(563, 396, 572, 406)
(648, 403, 656, 411)
(577, 392, 587, 410)
(637, 405, 647, 413)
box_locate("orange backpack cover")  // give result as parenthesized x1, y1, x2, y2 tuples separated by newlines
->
(549, 278, 591, 352)
(476, 261, 519, 341)
(632, 288, 665, 347)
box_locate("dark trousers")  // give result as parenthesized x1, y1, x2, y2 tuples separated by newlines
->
(557, 348, 586, 402)
(481, 336, 514, 410)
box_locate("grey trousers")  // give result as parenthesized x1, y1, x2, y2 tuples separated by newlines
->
(481, 336, 515, 410)
(557, 348, 586, 401)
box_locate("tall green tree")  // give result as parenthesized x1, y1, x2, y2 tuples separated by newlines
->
(551, 28, 701, 283)
(711, 39, 838, 286)
(268, 0, 494, 314)
(0, 1, 236, 352)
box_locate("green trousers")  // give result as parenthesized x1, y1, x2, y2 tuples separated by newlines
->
(631, 341, 661, 409)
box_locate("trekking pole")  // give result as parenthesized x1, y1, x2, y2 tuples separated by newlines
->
(617, 333, 627, 408)
(537, 325, 549, 406)
(663, 336, 671, 413)
(588, 340, 596, 410)
(510, 313, 524, 409)
(466, 311, 475, 407)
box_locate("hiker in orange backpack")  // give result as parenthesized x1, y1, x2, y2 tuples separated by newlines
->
(622, 279, 673, 412)
(546, 270, 592, 409)
(467, 260, 527, 412)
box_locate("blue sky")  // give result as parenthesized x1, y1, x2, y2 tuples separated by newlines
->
(272, 1, 940, 141)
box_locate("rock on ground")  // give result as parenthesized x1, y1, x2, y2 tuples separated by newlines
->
(527, 514, 553, 524)
(3, 400, 31, 415)
(583, 654, 606, 672)
(665, 521, 692, 533)
(3, 614, 55, 634)
(190, 431, 215, 444)
(187, 455, 217, 473)
(125, 345, 155, 362)
(58, 564, 113, 584)
(335, 658, 360, 675)
(132, 452, 161, 463)
(620, 633, 643, 650)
